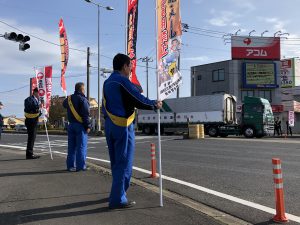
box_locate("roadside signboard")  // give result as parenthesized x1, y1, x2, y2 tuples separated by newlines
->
(231, 36, 280, 60)
(280, 59, 294, 88)
(242, 63, 277, 88)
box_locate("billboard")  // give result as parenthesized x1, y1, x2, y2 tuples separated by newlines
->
(280, 59, 294, 88)
(242, 63, 277, 88)
(231, 36, 280, 60)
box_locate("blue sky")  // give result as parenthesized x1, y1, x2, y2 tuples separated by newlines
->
(1, 0, 300, 117)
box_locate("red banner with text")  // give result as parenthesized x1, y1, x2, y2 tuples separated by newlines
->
(35, 66, 53, 113)
(127, 0, 142, 92)
(59, 18, 69, 95)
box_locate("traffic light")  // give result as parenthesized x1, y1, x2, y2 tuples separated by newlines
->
(3, 32, 30, 51)
(4, 32, 17, 40)
(19, 42, 30, 51)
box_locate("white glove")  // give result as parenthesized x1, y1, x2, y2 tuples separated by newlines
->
(40, 108, 48, 122)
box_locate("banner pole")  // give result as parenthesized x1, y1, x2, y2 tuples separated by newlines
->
(155, 0, 163, 207)
(157, 109, 163, 206)
(44, 119, 53, 160)
(125, 0, 128, 54)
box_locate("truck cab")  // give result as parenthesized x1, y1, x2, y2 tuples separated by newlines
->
(241, 97, 274, 138)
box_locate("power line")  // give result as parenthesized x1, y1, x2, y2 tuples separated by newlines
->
(0, 85, 27, 94)
(0, 20, 87, 53)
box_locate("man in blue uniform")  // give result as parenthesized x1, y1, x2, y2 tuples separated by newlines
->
(63, 82, 91, 172)
(103, 53, 162, 209)
(24, 88, 41, 159)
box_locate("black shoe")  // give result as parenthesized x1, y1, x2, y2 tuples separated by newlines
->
(26, 155, 40, 160)
(109, 200, 136, 209)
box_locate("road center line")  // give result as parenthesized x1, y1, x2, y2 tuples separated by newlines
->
(1, 143, 300, 223)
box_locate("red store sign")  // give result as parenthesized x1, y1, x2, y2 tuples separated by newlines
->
(231, 36, 281, 60)
(271, 105, 284, 113)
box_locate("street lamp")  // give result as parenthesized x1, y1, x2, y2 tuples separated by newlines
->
(84, 0, 114, 134)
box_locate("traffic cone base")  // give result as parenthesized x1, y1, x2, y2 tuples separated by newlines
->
(272, 215, 289, 223)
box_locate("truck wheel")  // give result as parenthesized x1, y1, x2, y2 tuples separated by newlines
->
(244, 127, 255, 138)
(208, 126, 218, 137)
(143, 126, 153, 135)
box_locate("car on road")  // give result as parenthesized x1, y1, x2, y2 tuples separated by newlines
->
(15, 124, 27, 132)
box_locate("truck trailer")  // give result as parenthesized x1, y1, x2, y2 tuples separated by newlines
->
(137, 94, 274, 138)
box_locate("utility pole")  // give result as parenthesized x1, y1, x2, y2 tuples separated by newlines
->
(29, 78, 33, 96)
(140, 56, 153, 98)
(86, 47, 90, 101)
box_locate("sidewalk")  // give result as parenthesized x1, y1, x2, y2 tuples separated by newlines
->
(0, 147, 222, 225)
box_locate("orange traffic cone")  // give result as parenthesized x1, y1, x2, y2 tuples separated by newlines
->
(150, 143, 157, 178)
(272, 158, 289, 223)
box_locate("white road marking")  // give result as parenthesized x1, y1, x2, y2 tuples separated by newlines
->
(1, 143, 300, 223)
(213, 137, 300, 144)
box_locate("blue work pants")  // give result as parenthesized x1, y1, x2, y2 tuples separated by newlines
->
(67, 123, 88, 170)
(105, 118, 135, 207)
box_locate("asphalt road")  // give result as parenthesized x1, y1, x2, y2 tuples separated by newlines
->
(1, 133, 300, 224)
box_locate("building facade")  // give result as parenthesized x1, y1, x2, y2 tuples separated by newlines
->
(191, 59, 282, 105)
(191, 59, 300, 134)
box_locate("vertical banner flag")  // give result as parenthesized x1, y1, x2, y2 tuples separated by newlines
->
(59, 18, 69, 95)
(288, 111, 295, 127)
(127, 0, 142, 92)
(31, 77, 37, 95)
(35, 66, 53, 113)
(157, 0, 182, 100)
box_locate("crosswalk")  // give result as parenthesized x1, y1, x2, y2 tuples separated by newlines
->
(7, 136, 158, 150)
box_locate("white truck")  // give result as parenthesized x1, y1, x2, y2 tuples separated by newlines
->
(137, 94, 274, 138)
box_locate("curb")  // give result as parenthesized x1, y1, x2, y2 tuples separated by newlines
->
(85, 161, 252, 225)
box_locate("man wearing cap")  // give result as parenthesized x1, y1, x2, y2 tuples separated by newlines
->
(24, 88, 41, 159)
(103, 53, 162, 209)
(0, 102, 4, 140)
(63, 82, 91, 172)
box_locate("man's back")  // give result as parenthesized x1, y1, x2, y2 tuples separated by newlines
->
(63, 91, 90, 130)
(103, 71, 156, 119)
(24, 96, 39, 114)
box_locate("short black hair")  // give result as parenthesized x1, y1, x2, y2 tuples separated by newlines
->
(113, 53, 131, 71)
(75, 82, 85, 92)
(33, 88, 38, 93)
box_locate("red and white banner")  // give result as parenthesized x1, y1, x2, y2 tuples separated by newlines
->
(157, 0, 182, 100)
(127, 0, 142, 92)
(35, 66, 53, 113)
(231, 36, 280, 60)
(59, 18, 69, 95)
(288, 111, 295, 127)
